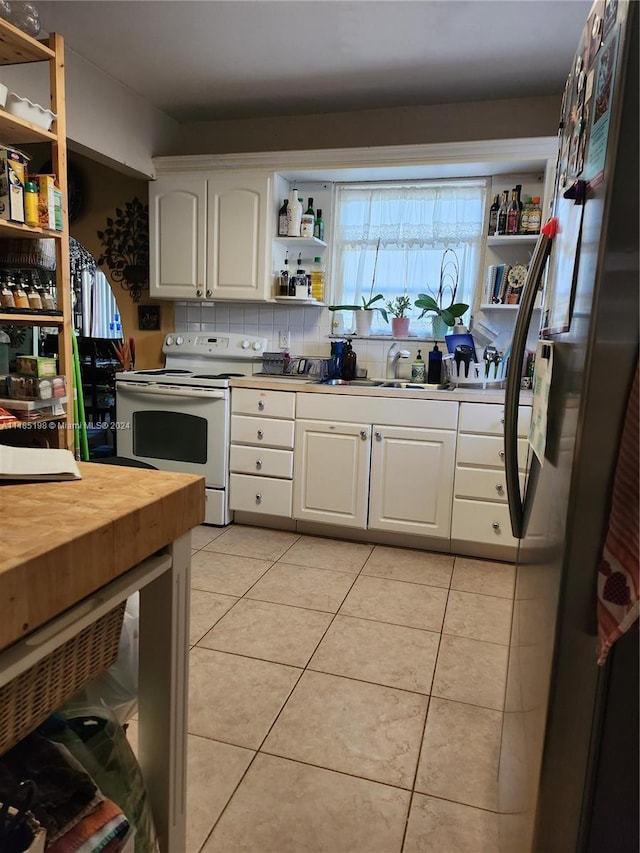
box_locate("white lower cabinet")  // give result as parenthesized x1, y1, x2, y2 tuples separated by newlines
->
(292, 394, 458, 538)
(451, 402, 532, 553)
(292, 420, 371, 528)
(368, 425, 456, 537)
(229, 388, 295, 516)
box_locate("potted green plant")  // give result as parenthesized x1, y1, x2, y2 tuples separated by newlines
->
(385, 295, 412, 337)
(328, 238, 387, 335)
(414, 248, 468, 338)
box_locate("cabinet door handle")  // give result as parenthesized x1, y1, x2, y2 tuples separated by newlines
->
(257, 430, 264, 440)
(500, 417, 505, 425)
(206, 289, 212, 298)
(374, 431, 382, 441)
(255, 493, 262, 504)
(499, 450, 505, 461)
(255, 459, 262, 470)
(360, 430, 368, 440)
(258, 400, 265, 411)
(196, 287, 203, 297)
(492, 521, 501, 531)
(495, 483, 504, 494)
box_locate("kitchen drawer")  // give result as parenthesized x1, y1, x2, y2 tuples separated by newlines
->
(451, 499, 519, 547)
(454, 466, 525, 502)
(232, 387, 295, 419)
(231, 415, 295, 449)
(229, 473, 292, 516)
(456, 434, 529, 470)
(459, 402, 531, 437)
(230, 445, 294, 478)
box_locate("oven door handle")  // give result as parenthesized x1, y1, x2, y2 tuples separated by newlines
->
(116, 383, 226, 400)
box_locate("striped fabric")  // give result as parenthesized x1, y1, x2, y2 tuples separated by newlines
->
(596, 361, 639, 665)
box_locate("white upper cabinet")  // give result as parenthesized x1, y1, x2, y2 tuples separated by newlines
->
(208, 172, 272, 301)
(150, 170, 273, 301)
(150, 175, 206, 300)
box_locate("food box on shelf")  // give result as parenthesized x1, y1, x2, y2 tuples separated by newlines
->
(0, 145, 28, 223)
(8, 374, 66, 400)
(15, 356, 57, 377)
(33, 174, 57, 230)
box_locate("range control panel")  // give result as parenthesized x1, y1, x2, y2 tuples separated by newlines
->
(162, 332, 268, 358)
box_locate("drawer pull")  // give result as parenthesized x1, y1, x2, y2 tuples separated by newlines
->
(360, 430, 368, 440)
(498, 450, 505, 461)
(257, 430, 264, 440)
(255, 459, 263, 470)
(492, 521, 500, 531)
(255, 493, 262, 504)
(495, 484, 504, 494)
(258, 400, 265, 411)
(374, 431, 382, 441)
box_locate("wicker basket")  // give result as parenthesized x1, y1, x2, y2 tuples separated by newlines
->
(0, 602, 126, 755)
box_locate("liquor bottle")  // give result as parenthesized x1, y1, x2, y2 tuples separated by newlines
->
(287, 188, 303, 237)
(309, 257, 325, 301)
(505, 189, 520, 235)
(496, 191, 509, 235)
(306, 197, 315, 217)
(300, 199, 315, 238)
(488, 194, 500, 235)
(278, 199, 288, 236)
(313, 208, 325, 241)
(528, 197, 542, 234)
(514, 184, 523, 211)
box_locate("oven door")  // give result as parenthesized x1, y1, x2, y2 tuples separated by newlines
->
(116, 381, 229, 485)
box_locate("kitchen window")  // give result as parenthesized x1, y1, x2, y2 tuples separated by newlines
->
(333, 179, 487, 335)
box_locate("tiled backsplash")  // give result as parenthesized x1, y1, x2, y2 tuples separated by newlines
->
(173, 302, 435, 379)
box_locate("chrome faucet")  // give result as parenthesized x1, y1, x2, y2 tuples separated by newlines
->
(386, 343, 411, 379)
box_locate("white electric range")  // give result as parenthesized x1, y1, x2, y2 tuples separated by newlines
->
(115, 332, 267, 524)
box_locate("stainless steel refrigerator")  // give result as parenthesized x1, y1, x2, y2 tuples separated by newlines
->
(497, 1, 638, 850)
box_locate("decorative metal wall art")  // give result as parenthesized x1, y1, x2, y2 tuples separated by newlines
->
(97, 196, 149, 302)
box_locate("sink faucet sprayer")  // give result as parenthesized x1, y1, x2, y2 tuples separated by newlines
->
(386, 343, 411, 379)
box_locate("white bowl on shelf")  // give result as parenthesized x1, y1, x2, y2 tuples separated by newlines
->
(5, 92, 56, 131)
(0, 84, 7, 109)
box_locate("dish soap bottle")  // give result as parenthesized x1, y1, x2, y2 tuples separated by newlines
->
(411, 349, 426, 382)
(427, 342, 443, 384)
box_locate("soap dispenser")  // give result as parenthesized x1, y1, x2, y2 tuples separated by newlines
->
(411, 349, 426, 382)
(427, 342, 443, 384)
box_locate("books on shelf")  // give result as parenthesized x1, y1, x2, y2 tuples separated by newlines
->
(485, 264, 526, 305)
(0, 446, 81, 481)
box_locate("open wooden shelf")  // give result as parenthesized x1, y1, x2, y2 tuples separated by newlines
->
(0, 18, 55, 65)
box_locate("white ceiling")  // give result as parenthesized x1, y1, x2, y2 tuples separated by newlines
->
(37, 0, 591, 124)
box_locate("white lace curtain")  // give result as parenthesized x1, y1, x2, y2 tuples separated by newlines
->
(333, 180, 487, 335)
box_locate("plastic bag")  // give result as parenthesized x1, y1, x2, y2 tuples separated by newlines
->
(40, 701, 158, 853)
(74, 593, 139, 724)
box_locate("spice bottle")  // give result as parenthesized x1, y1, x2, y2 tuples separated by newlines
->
(13, 275, 29, 309)
(27, 280, 42, 309)
(40, 283, 56, 311)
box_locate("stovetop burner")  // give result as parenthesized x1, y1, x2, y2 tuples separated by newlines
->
(191, 373, 246, 380)
(140, 369, 193, 375)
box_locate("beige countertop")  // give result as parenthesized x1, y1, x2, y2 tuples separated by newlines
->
(232, 375, 533, 405)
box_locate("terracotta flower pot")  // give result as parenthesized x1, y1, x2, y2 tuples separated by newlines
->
(391, 317, 410, 337)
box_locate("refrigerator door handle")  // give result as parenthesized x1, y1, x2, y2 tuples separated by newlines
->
(505, 219, 558, 538)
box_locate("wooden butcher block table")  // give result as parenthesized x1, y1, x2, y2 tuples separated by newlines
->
(0, 462, 206, 853)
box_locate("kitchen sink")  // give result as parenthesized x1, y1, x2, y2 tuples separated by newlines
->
(379, 381, 452, 390)
(309, 378, 385, 387)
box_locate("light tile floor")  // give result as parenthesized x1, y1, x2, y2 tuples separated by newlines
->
(140, 524, 517, 852)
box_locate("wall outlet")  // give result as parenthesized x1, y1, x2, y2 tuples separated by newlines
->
(278, 330, 290, 348)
